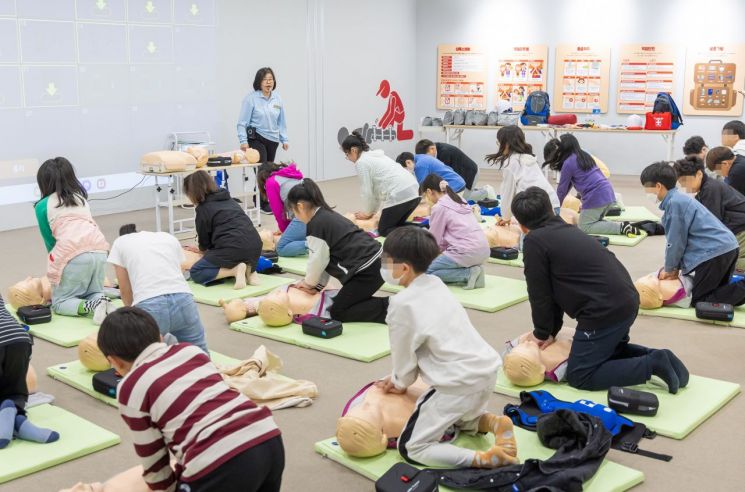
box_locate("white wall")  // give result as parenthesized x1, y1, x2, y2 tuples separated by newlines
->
(415, 0, 745, 175)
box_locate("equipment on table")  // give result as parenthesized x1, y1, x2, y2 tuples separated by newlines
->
(487, 111, 499, 126)
(520, 90, 550, 126)
(421, 116, 433, 126)
(695, 301, 734, 322)
(17, 305, 52, 325)
(625, 114, 644, 130)
(207, 156, 232, 167)
(431, 118, 443, 126)
(645, 111, 672, 130)
(690, 60, 736, 111)
(140, 150, 197, 173)
(497, 111, 521, 126)
(608, 386, 659, 417)
(547, 114, 577, 125)
(92, 368, 123, 398)
(652, 92, 683, 128)
(302, 317, 343, 339)
(443, 110, 454, 125)
(491, 247, 520, 261)
(376, 463, 439, 492)
(465, 110, 488, 126)
(594, 236, 610, 247)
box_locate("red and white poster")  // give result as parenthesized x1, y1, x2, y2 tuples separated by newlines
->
(437, 44, 486, 110)
(496, 45, 547, 111)
(554, 44, 610, 113)
(617, 44, 676, 114)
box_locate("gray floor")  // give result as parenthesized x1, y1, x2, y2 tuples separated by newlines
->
(2, 171, 744, 491)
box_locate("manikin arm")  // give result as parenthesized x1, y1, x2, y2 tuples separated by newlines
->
(114, 266, 133, 307)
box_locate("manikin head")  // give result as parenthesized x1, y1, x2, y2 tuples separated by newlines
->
(257, 290, 293, 326)
(562, 195, 581, 213)
(503, 340, 546, 387)
(259, 230, 277, 251)
(484, 224, 519, 248)
(634, 273, 686, 310)
(7, 276, 51, 309)
(79, 333, 112, 372)
(336, 404, 387, 458)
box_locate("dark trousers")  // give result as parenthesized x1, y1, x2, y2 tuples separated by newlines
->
(0, 342, 31, 413)
(248, 133, 280, 164)
(566, 313, 652, 391)
(691, 248, 745, 306)
(378, 197, 421, 237)
(178, 435, 285, 492)
(329, 259, 389, 324)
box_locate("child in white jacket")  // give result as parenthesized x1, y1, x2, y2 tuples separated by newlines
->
(377, 227, 518, 469)
(486, 125, 560, 225)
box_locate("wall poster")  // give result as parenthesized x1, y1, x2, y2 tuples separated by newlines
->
(437, 44, 487, 110)
(553, 44, 611, 113)
(617, 44, 676, 114)
(496, 45, 548, 112)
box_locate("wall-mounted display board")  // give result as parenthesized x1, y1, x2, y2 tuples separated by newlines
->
(496, 45, 548, 112)
(553, 44, 611, 113)
(437, 44, 487, 110)
(683, 44, 745, 116)
(617, 44, 676, 114)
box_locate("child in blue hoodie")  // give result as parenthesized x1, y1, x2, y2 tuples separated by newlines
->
(640, 162, 745, 306)
(396, 152, 465, 193)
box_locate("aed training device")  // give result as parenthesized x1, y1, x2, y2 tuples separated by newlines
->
(607, 386, 659, 417)
(301, 317, 343, 339)
(207, 156, 232, 167)
(490, 247, 519, 260)
(594, 236, 610, 247)
(16, 305, 52, 325)
(92, 368, 124, 398)
(375, 463, 439, 492)
(690, 60, 737, 110)
(478, 198, 499, 208)
(695, 301, 735, 321)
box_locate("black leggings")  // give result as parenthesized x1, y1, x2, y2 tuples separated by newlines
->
(179, 435, 285, 492)
(691, 248, 745, 306)
(248, 133, 280, 164)
(378, 197, 421, 237)
(0, 342, 31, 413)
(328, 259, 389, 324)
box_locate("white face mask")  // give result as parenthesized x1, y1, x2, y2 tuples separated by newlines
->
(645, 192, 660, 204)
(380, 265, 402, 286)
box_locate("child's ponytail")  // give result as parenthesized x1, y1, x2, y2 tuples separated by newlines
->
(419, 173, 465, 205)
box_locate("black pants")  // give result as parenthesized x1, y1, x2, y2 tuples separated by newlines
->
(691, 248, 745, 306)
(248, 133, 280, 164)
(378, 197, 421, 237)
(179, 435, 285, 492)
(329, 259, 389, 324)
(0, 342, 31, 413)
(565, 313, 653, 391)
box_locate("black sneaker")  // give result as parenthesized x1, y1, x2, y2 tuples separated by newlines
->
(260, 202, 272, 214)
(621, 221, 640, 236)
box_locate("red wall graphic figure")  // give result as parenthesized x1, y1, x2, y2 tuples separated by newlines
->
(376, 79, 413, 141)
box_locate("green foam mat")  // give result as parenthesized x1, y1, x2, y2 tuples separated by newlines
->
(15, 300, 124, 348)
(590, 232, 647, 246)
(314, 427, 644, 492)
(494, 369, 740, 439)
(230, 317, 389, 362)
(487, 253, 524, 268)
(0, 404, 120, 484)
(380, 275, 528, 313)
(189, 274, 294, 306)
(638, 305, 745, 328)
(606, 206, 661, 223)
(47, 351, 240, 407)
(276, 255, 309, 275)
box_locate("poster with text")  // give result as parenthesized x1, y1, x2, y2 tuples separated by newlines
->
(437, 44, 486, 110)
(553, 44, 610, 113)
(683, 44, 745, 116)
(617, 44, 676, 114)
(496, 45, 547, 112)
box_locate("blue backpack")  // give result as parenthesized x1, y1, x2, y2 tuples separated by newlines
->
(520, 90, 550, 126)
(652, 92, 683, 129)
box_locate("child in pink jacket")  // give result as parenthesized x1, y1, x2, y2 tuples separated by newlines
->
(420, 173, 489, 289)
(256, 162, 307, 257)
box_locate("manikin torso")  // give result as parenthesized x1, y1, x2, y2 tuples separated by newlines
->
(221, 286, 329, 323)
(343, 379, 427, 438)
(512, 332, 572, 372)
(635, 273, 691, 309)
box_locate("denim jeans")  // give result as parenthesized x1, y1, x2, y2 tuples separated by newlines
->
(51, 251, 107, 316)
(190, 258, 221, 285)
(137, 293, 208, 352)
(426, 254, 470, 284)
(277, 218, 307, 257)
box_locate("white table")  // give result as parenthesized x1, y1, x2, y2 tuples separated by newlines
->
(140, 162, 262, 235)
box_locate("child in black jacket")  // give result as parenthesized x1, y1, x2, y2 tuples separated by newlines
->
(512, 186, 687, 393)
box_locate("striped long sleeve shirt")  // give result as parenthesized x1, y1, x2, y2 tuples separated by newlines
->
(0, 295, 32, 348)
(117, 343, 280, 491)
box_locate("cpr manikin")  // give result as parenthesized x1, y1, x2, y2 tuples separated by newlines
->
(343, 212, 381, 232)
(7, 276, 52, 310)
(259, 229, 278, 251)
(78, 333, 111, 372)
(219, 285, 337, 325)
(336, 379, 518, 467)
(502, 332, 574, 387)
(484, 210, 578, 248)
(634, 272, 693, 309)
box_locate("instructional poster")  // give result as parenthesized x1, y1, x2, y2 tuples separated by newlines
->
(437, 44, 487, 110)
(617, 44, 676, 114)
(553, 44, 611, 113)
(496, 45, 547, 112)
(683, 44, 745, 116)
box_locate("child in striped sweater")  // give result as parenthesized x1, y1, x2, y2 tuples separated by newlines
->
(98, 307, 284, 491)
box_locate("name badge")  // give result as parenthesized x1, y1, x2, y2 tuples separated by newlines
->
(273, 104, 281, 110)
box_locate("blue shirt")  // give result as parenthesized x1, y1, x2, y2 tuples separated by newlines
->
(660, 187, 738, 274)
(236, 90, 288, 144)
(413, 154, 465, 192)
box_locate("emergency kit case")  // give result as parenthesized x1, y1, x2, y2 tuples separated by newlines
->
(17, 305, 52, 325)
(594, 236, 610, 247)
(477, 198, 499, 208)
(376, 463, 438, 492)
(695, 301, 734, 321)
(689, 60, 737, 110)
(301, 317, 343, 339)
(92, 368, 123, 398)
(607, 386, 659, 417)
(490, 247, 519, 260)
(207, 156, 232, 167)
